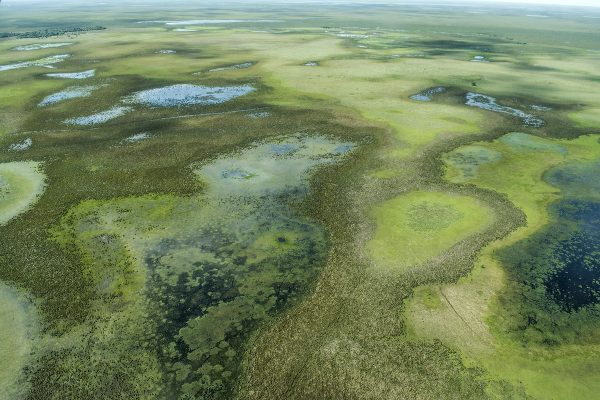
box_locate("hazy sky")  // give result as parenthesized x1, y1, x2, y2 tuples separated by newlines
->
(3, 0, 600, 6)
(465, 0, 599, 6)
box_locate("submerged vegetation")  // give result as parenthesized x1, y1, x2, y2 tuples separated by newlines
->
(0, 1, 600, 399)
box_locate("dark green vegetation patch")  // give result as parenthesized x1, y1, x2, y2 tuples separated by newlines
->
(0, 26, 106, 39)
(496, 160, 600, 345)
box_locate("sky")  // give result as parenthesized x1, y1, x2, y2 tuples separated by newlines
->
(3, 0, 600, 6)
(464, 0, 599, 6)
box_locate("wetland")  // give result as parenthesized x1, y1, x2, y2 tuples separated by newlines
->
(1, 1, 600, 399)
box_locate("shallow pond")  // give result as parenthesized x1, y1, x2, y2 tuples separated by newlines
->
(64, 106, 133, 126)
(124, 84, 255, 107)
(196, 134, 354, 197)
(39, 85, 102, 107)
(209, 62, 253, 72)
(8, 138, 32, 151)
(465, 92, 544, 127)
(0, 54, 70, 72)
(123, 132, 151, 143)
(46, 69, 95, 79)
(12, 43, 72, 51)
(409, 86, 446, 102)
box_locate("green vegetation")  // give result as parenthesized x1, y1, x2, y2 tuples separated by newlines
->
(368, 191, 494, 270)
(0, 1, 599, 399)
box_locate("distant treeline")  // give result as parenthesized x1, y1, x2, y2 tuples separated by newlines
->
(0, 26, 106, 39)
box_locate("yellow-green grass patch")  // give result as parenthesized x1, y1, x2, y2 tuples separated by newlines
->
(368, 191, 494, 270)
(569, 108, 600, 129)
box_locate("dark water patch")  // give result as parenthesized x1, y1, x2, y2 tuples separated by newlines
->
(144, 221, 323, 399)
(500, 200, 600, 313)
(511, 62, 559, 72)
(544, 220, 600, 311)
(496, 159, 600, 344)
(412, 39, 494, 53)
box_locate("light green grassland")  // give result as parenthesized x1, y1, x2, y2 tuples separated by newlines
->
(368, 191, 494, 270)
(0, 2, 600, 400)
(0, 161, 45, 225)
